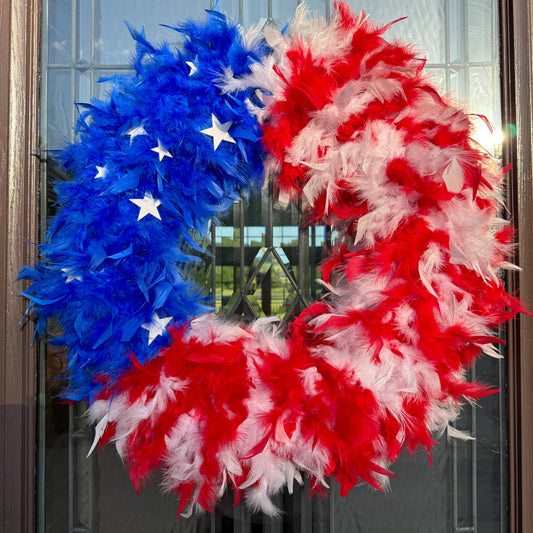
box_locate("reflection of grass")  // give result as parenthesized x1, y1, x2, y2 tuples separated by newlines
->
(214, 261, 297, 318)
(214, 292, 294, 319)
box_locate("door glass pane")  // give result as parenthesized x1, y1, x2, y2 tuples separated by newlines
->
(39, 1, 505, 532)
(351, 0, 448, 64)
(94, 0, 210, 64)
(48, 0, 72, 64)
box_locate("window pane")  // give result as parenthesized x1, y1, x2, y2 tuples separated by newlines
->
(332, 448, 452, 533)
(39, 1, 506, 532)
(271, 0, 299, 26)
(46, 68, 72, 148)
(242, 1, 267, 29)
(347, 0, 447, 64)
(469, 0, 497, 62)
(449, 0, 466, 64)
(48, 0, 72, 64)
(76, 0, 92, 64)
(94, 0, 210, 64)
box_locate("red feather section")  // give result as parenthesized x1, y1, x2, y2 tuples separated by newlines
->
(95, 324, 250, 513)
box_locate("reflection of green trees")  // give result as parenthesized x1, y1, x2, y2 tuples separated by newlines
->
(218, 236, 300, 248)
(214, 262, 297, 318)
(219, 237, 236, 247)
(184, 232, 325, 320)
(188, 262, 211, 293)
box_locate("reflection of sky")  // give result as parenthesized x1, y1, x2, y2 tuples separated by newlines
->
(215, 226, 327, 247)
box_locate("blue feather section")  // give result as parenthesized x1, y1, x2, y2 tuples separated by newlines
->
(19, 9, 268, 402)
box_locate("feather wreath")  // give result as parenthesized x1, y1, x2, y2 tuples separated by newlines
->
(20, 2, 525, 518)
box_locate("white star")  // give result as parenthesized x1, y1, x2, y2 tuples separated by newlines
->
(126, 125, 148, 141)
(94, 165, 107, 179)
(201, 114, 236, 150)
(141, 313, 173, 345)
(61, 268, 82, 283)
(186, 60, 198, 76)
(130, 194, 162, 221)
(151, 139, 173, 161)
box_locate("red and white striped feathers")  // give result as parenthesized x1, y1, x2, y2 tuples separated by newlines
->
(87, 3, 524, 516)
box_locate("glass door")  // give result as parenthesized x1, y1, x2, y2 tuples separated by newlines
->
(38, 1, 506, 531)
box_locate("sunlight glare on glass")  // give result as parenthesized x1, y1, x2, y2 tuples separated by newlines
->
(472, 121, 503, 157)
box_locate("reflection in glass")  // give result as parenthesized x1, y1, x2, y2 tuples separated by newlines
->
(48, 0, 72, 64)
(348, 0, 446, 64)
(93, 0, 209, 65)
(46, 68, 72, 149)
(468, 0, 496, 63)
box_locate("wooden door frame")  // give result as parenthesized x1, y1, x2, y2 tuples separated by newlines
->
(0, 0, 532, 531)
(501, 1, 533, 532)
(0, 0, 41, 531)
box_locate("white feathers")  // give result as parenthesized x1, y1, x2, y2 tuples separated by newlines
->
(418, 242, 444, 297)
(446, 425, 475, 441)
(87, 413, 109, 458)
(442, 157, 465, 193)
